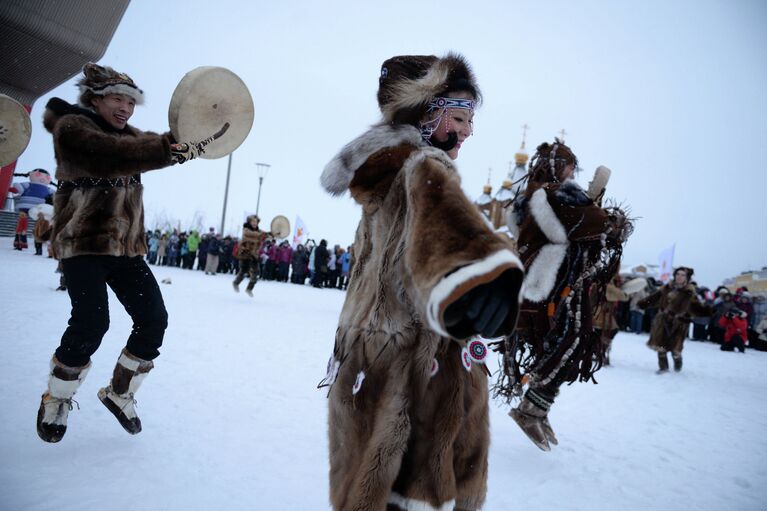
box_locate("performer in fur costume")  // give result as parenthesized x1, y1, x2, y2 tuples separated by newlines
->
(492, 140, 632, 451)
(592, 274, 629, 366)
(232, 214, 269, 296)
(36, 63, 207, 443)
(637, 266, 712, 372)
(320, 53, 524, 511)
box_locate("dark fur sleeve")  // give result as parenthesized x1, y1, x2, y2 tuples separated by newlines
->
(55, 116, 173, 178)
(688, 295, 714, 318)
(548, 183, 628, 245)
(547, 186, 610, 242)
(637, 289, 662, 310)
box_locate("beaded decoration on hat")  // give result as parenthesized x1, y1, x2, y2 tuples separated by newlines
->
(78, 63, 144, 107)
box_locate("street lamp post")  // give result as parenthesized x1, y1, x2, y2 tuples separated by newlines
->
(255, 162, 270, 218)
(220, 152, 233, 235)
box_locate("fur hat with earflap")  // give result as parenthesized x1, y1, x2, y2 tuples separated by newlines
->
(376, 53, 481, 127)
(673, 266, 694, 282)
(77, 63, 144, 108)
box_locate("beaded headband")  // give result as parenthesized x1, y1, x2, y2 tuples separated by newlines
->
(426, 96, 476, 113)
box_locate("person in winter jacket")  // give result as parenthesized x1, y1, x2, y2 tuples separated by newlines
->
(291, 244, 309, 284)
(638, 267, 712, 373)
(312, 239, 329, 288)
(733, 287, 754, 329)
(205, 234, 222, 275)
(197, 234, 209, 270)
(629, 284, 649, 334)
(709, 288, 735, 343)
(185, 230, 200, 269)
(320, 53, 523, 511)
(339, 246, 352, 290)
(593, 275, 629, 365)
(326, 249, 337, 288)
(493, 139, 632, 451)
(157, 234, 168, 266)
(13, 211, 28, 250)
(33, 211, 52, 255)
(276, 241, 292, 282)
(147, 232, 159, 264)
(719, 309, 748, 352)
(233, 215, 268, 296)
(35, 62, 206, 443)
(167, 233, 179, 267)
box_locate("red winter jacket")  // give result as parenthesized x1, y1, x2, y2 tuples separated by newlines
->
(15, 215, 29, 234)
(719, 315, 748, 344)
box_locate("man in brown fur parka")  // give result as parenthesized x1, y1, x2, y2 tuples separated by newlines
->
(638, 266, 712, 373)
(320, 54, 524, 511)
(36, 63, 204, 443)
(233, 214, 268, 296)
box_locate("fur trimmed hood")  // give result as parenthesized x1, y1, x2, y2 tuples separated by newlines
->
(377, 53, 481, 125)
(320, 124, 424, 196)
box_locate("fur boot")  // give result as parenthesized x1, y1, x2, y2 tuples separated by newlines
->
(98, 348, 153, 434)
(37, 356, 91, 443)
(672, 353, 683, 372)
(509, 389, 556, 451)
(657, 351, 670, 374)
(245, 280, 256, 297)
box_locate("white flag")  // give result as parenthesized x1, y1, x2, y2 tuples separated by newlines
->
(293, 216, 308, 248)
(657, 244, 675, 283)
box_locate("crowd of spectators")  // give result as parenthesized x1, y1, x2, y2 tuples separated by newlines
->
(614, 276, 767, 352)
(144, 228, 353, 290)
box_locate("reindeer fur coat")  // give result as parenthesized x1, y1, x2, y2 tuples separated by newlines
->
(320, 124, 523, 511)
(639, 283, 712, 354)
(43, 98, 173, 260)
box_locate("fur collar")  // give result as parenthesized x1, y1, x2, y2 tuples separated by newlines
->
(43, 97, 133, 135)
(554, 179, 591, 206)
(321, 124, 425, 196)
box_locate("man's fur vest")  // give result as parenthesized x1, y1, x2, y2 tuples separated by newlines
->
(43, 98, 173, 260)
(639, 283, 712, 354)
(320, 124, 524, 511)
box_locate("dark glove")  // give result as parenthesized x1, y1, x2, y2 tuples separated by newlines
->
(170, 142, 205, 164)
(443, 269, 518, 339)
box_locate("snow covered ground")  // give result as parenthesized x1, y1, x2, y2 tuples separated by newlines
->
(1, 247, 766, 511)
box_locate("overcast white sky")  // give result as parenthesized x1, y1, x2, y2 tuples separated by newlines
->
(16, 0, 767, 287)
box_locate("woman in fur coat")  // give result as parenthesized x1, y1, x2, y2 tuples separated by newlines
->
(493, 140, 632, 451)
(36, 63, 205, 443)
(320, 53, 524, 511)
(638, 266, 712, 372)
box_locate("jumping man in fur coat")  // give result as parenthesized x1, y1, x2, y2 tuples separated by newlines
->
(493, 140, 632, 451)
(320, 53, 524, 511)
(232, 214, 268, 296)
(638, 266, 712, 372)
(36, 63, 207, 443)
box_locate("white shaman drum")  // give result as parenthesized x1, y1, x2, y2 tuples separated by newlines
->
(168, 66, 254, 159)
(0, 94, 32, 167)
(270, 215, 291, 239)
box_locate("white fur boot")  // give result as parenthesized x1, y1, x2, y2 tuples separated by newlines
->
(98, 348, 154, 434)
(37, 356, 91, 443)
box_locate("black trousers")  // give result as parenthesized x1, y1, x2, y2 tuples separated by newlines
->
(55, 255, 168, 367)
(234, 258, 259, 287)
